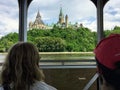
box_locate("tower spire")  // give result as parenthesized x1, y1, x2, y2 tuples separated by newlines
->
(59, 5, 63, 17)
(36, 10, 41, 18)
(60, 7, 62, 16)
(59, 5, 64, 24)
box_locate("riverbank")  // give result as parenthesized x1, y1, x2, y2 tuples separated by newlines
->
(39, 52, 94, 54)
(0, 52, 95, 60)
(39, 52, 94, 60)
(0, 52, 94, 53)
(0, 52, 94, 55)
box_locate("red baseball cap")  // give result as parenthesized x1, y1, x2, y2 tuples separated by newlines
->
(94, 34, 120, 70)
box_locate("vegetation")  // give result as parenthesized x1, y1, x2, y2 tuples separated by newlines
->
(0, 26, 120, 52)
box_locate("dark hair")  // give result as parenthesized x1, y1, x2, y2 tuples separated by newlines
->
(0, 42, 44, 90)
(96, 57, 120, 89)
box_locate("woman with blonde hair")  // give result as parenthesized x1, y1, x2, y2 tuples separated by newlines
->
(0, 42, 57, 90)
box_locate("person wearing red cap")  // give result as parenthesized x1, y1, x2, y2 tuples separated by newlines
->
(94, 34, 120, 90)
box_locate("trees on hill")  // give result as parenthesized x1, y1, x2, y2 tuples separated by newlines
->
(27, 27, 96, 52)
(0, 26, 120, 52)
(34, 37, 66, 52)
(0, 33, 18, 52)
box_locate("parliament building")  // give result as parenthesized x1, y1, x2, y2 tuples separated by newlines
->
(29, 7, 83, 30)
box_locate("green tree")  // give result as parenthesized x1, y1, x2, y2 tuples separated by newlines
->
(0, 33, 18, 51)
(34, 37, 66, 52)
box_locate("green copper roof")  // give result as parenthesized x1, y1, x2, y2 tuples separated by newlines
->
(59, 7, 63, 16)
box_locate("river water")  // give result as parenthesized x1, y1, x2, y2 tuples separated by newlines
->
(0, 52, 95, 63)
(39, 52, 94, 60)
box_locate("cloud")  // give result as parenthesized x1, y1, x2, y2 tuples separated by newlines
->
(28, 0, 96, 27)
(0, 0, 18, 37)
(0, 0, 120, 38)
(103, 0, 120, 30)
(0, 14, 18, 34)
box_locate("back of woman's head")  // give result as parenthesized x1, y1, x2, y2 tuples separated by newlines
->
(1, 42, 44, 90)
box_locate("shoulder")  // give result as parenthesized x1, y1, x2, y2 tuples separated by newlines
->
(0, 85, 4, 90)
(30, 81, 57, 90)
(40, 82, 57, 90)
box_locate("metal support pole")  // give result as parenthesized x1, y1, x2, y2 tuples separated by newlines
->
(91, 0, 109, 43)
(97, 0, 104, 42)
(90, 0, 109, 90)
(18, 0, 32, 42)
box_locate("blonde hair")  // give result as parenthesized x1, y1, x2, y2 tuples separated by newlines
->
(0, 42, 44, 90)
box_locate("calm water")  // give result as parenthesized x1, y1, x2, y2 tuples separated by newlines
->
(0, 52, 95, 61)
(40, 52, 94, 60)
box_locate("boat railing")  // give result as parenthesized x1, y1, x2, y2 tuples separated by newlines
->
(40, 59, 96, 69)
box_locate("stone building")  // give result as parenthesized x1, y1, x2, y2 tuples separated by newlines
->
(56, 7, 69, 28)
(29, 11, 46, 30)
(29, 7, 83, 30)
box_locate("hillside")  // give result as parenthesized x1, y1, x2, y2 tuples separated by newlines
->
(0, 26, 120, 52)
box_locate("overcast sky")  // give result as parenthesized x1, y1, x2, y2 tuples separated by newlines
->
(0, 0, 120, 37)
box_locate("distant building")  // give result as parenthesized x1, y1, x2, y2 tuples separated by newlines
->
(29, 7, 84, 30)
(56, 7, 84, 29)
(29, 11, 50, 30)
(56, 7, 68, 28)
